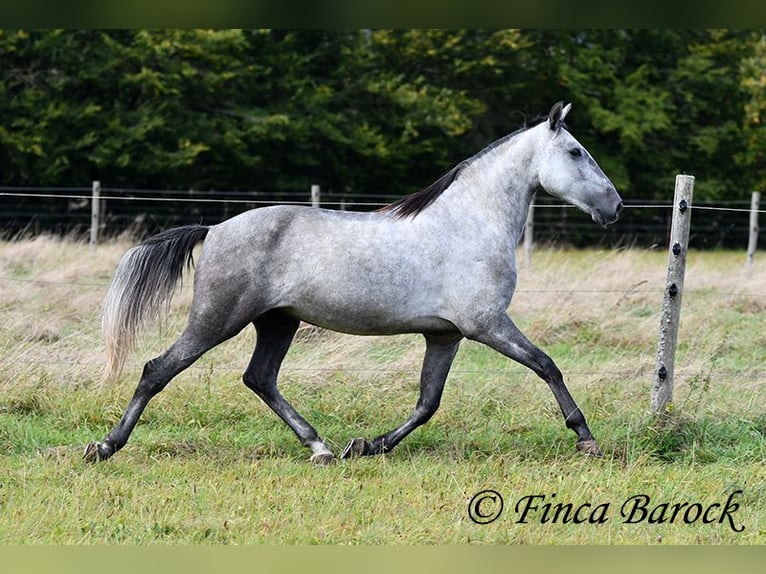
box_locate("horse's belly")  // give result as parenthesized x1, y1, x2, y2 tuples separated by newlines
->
(285, 305, 458, 336)
(278, 279, 455, 335)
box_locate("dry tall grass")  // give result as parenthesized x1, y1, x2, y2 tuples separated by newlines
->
(1, 236, 764, 400)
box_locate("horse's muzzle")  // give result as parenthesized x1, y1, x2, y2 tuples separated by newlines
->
(592, 199, 623, 228)
(591, 192, 623, 228)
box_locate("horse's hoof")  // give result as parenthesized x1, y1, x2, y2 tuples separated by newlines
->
(576, 439, 603, 458)
(309, 452, 336, 466)
(83, 442, 107, 462)
(341, 437, 371, 459)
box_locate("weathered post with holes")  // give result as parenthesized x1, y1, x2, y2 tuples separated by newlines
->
(746, 191, 760, 267)
(524, 198, 535, 268)
(651, 174, 695, 415)
(311, 184, 320, 208)
(90, 180, 101, 248)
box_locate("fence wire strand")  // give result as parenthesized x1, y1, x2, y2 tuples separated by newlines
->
(1, 274, 764, 298)
(4, 190, 766, 213)
(1, 186, 763, 382)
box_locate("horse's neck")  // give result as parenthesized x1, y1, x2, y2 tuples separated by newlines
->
(439, 133, 539, 244)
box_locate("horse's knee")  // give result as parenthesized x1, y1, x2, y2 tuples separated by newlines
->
(535, 352, 562, 380)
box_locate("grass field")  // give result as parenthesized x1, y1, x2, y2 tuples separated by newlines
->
(1, 235, 764, 544)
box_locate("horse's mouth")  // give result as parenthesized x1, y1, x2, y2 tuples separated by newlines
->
(591, 209, 620, 229)
(591, 201, 623, 228)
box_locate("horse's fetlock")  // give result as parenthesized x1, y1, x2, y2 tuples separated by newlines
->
(565, 409, 587, 432)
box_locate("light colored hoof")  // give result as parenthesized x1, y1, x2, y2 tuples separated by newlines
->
(309, 452, 336, 466)
(576, 439, 603, 457)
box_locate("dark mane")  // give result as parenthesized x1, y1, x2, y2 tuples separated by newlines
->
(381, 120, 542, 219)
(381, 161, 468, 219)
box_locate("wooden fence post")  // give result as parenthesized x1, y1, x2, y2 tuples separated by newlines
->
(90, 180, 101, 247)
(524, 199, 535, 268)
(651, 174, 695, 415)
(746, 191, 760, 267)
(311, 184, 320, 208)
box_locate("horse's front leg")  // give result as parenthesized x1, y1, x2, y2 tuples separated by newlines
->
(468, 314, 602, 457)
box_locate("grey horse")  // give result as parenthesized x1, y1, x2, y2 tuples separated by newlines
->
(84, 102, 622, 464)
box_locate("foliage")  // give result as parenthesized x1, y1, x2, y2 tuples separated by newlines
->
(740, 31, 766, 192)
(554, 30, 754, 200)
(1, 29, 764, 204)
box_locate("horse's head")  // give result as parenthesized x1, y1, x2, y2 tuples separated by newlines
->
(537, 102, 623, 228)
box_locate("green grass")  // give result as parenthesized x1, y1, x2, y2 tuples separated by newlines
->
(1, 237, 765, 543)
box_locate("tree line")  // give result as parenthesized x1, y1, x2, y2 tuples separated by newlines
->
(1, 29, 765, 207)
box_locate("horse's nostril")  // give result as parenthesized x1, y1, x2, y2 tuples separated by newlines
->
(616, 200, 624, 215)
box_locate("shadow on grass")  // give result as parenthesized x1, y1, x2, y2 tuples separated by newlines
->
(611, 411, 766, 465)
(389, 408, 766, 467)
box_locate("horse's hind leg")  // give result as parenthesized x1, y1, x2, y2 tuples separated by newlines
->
(341, 333, 461, 459)
(84, 326, 240, 462)
(244, 311, 336, 465)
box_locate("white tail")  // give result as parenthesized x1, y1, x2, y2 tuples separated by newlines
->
(101, 225, 209, 381)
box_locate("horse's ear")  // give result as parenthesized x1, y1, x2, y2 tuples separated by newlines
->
(560, 102, 572, 122)
(548, 101, 572, 130)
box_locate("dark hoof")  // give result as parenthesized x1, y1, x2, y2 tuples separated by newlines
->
(576, 439, 603, 457)
(341, 437, 372, 459)
(309, 452, 336, 466)
(82, 442, 111, 462)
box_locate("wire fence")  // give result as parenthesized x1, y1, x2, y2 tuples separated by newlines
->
(2, 357, 763, 385)
(1, 184, 765, 248)
(1, 257, 763, 382)
(1, 183, 764, 385)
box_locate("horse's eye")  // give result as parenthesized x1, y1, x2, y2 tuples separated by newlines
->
(569, 148, 582, 158)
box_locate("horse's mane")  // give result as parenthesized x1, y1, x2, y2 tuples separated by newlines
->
(381, 161, 468, 219)
(381, 119, 546, 219)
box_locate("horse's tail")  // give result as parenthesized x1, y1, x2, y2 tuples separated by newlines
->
(102, 225, 210, 382)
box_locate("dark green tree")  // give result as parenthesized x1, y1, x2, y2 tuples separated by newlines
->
(551, 29, 752, 201)
(739, 31, 766, 192)
(0, 28, 761, 208)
